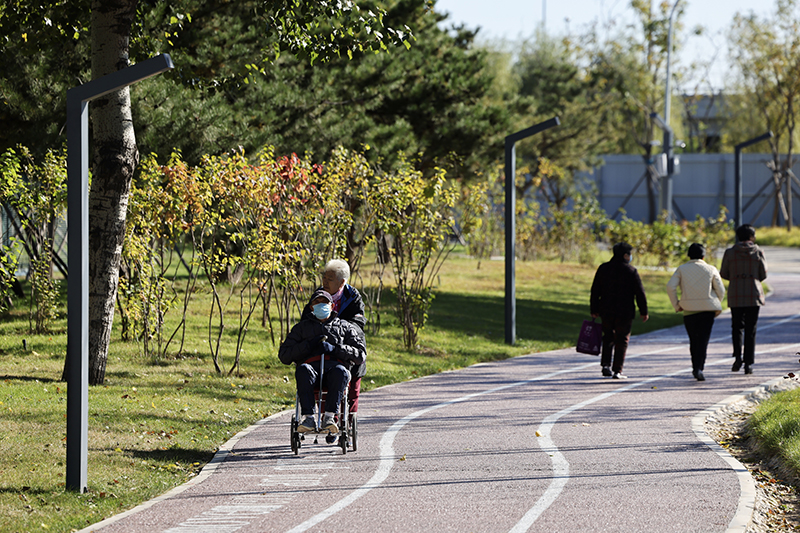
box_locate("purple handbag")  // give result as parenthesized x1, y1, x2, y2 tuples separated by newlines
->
(576, 318, 601, 356)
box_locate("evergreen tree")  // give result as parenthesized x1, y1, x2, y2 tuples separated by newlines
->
(132, 0, 507, 176)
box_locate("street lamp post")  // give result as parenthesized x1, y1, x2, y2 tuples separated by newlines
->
(505, 117, 560, 345)
(66, 53, 174, 492)
(734, 131, 773, 228)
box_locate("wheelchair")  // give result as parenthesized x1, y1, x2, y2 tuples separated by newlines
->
(290, 360, 358, 455)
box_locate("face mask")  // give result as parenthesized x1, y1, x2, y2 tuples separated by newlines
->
(312, 303, 331, 320)
(626, 254, 632, 264)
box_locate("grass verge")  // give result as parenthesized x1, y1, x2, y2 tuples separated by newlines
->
(753, 226, 800, 247)
(747, 382, 800, 477)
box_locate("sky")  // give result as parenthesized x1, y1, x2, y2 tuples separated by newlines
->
(434, 0, 775, 91)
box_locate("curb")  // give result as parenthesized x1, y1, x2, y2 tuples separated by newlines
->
(691, 376, 794, 533)
(77, 409, 290, 533)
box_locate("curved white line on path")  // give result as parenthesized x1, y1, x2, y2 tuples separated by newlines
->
(512, 333, 800, 533)
(288, 313, 800, 533)
(287, 343, 692, 533)
(285, 362, 606, 533)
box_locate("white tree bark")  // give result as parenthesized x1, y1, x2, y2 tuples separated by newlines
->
(87, 0, 139, 385)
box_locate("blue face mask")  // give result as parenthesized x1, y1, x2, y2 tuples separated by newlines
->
(312, 303, 332, 320)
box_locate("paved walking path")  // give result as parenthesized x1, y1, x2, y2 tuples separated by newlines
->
(80, 246, 800, 533)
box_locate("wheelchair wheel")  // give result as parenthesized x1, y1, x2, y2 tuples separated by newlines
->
(350, 414, 358, 452)
(339, 417, 348, 455)
(290, 415, 300, 455)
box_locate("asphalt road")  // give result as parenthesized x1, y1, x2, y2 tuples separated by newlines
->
(81, 247, 800, 533)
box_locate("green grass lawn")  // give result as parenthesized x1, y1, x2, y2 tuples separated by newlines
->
(747, 384, 800, 475)
(754, 226, 800, 247)
(0, 245, 770, 532)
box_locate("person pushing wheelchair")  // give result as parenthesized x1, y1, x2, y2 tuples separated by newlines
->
(279, 289, 366, 433)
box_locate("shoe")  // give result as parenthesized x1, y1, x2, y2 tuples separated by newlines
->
(732, 358, 742, 372)
(321, 415, 338, 433)
(744, 365, 753, 375)
(693, 370, 705, 381)
(602, 366, 612, 377)
(612, 372, 627, 379)
(298, 416, 316, 433)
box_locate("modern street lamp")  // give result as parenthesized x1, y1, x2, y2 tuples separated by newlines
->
(66, 53, 174, 492)
(734, 131, 773, 228)
(505, 117, 560, 346)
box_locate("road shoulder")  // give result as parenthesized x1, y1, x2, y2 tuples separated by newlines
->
(704, 377, 800, 532)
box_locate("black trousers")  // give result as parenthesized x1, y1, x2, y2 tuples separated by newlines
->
(731, 306, 760, 365)
(600, 315, 633, 373)
(296, 360, 350, 416)
(683, 311, 716, 372)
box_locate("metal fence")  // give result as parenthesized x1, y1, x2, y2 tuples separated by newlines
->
(585, 153, 800, 227)
(0, 207, 68, 279)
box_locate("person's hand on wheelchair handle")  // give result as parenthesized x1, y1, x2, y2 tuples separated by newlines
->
(309, 334, 326, 348)
(321, 341, 335, 354)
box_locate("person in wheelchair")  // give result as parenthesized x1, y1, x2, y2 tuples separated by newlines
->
(279, 289, 366, 434)
(301, 259, 367, 412)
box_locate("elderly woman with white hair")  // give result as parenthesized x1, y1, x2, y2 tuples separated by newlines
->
(303, 259, 367, 411)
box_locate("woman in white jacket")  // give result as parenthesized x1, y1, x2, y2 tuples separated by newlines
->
(666, 243, 726, 381)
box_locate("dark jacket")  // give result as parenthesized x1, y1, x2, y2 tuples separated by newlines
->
(719, 241, 767, 307)
(302, 284, 367, 377)
(590, 256, 648, 320)
(278, 311, 366, 369)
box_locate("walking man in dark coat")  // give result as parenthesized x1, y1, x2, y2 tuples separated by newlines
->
(590, 242, 649, 379)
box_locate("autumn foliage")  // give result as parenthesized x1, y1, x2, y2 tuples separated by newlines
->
(119, 146, 469, 368)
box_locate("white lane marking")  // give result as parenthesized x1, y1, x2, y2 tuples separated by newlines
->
(695, 338, 800, 533)
(260, 473, 327, 487)
(162, 494, 292, 533)
(284, 339, 694, 533)
(287, 312, 800, 533)
(285, 364, 598, 533)
(512, 333, 800, 533)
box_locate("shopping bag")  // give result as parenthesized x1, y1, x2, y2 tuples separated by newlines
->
(576, 318, 601, 355)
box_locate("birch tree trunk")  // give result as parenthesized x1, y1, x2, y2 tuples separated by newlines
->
(87, 0, 139, 385)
